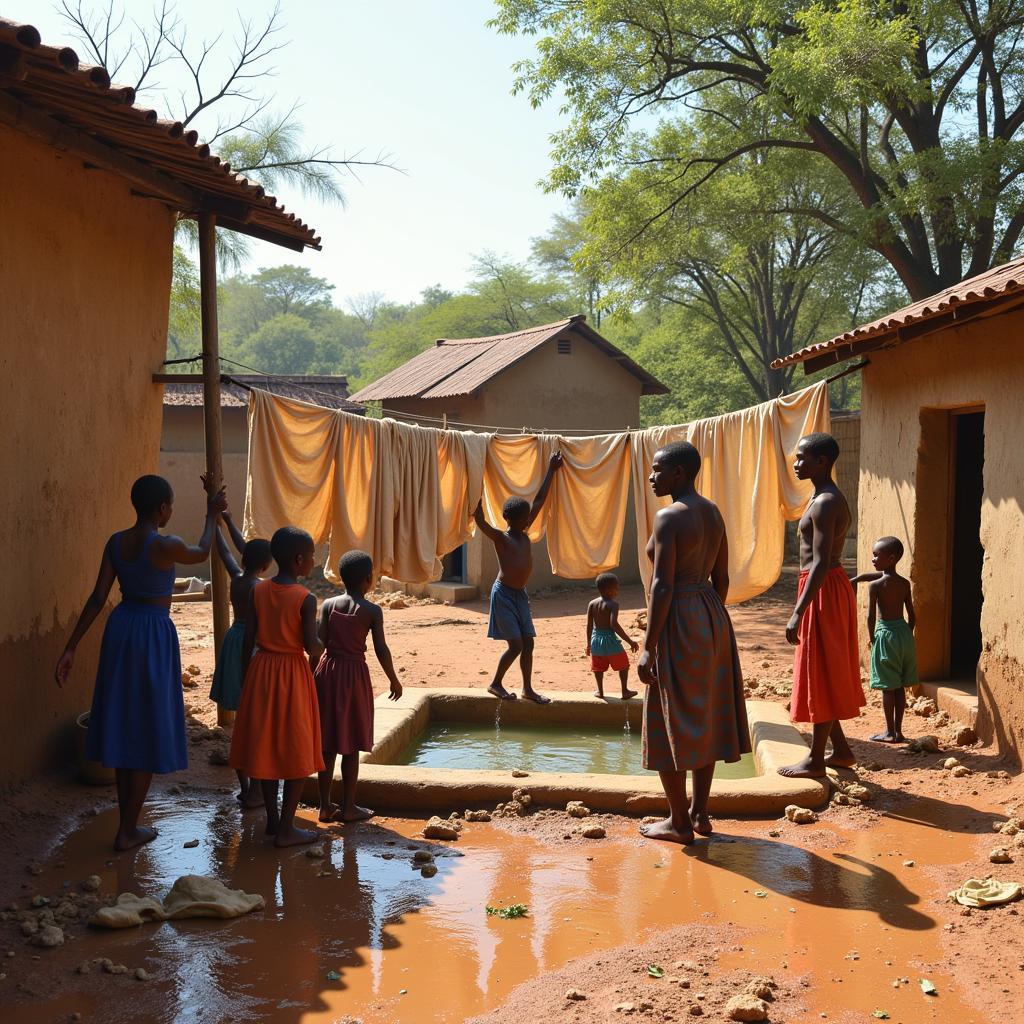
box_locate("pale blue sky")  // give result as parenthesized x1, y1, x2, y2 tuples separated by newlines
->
(12, 0, 567, 305)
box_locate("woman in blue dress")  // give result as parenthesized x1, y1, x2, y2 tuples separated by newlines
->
(55, 474, 226, 851)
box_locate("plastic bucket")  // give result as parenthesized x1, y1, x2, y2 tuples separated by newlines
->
(75, 712, 115, 785)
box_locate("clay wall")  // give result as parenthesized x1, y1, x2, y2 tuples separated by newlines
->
(858, 316, 1024, 760)
(0, 125, 174, 782)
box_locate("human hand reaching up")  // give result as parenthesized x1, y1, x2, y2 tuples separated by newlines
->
(549, 451, 564, 471)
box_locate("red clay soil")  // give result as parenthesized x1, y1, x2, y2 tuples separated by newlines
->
(1, 571, 1022, 1023)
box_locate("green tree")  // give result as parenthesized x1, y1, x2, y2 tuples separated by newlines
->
(493, 0, 1024, 298)
(531, 199, 605, 325)
(239, 313, 318, 375)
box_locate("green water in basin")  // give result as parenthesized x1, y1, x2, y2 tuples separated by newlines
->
(394, 721, 756, 779)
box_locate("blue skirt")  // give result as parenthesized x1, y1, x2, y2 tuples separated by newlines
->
(85, 602, 188, 774)
(209, 619, 247, 711)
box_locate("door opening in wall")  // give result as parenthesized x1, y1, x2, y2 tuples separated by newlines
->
(441, 544, 466, 584)
(948, 410, 985, 679)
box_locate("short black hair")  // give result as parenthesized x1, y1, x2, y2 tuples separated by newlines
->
(502, 496, 530, 522)
(130, 474, 173, 516)
(799, 432, 840, 466)
(339, 549, 373, 591)
(270, 526, 314, 569)
(657, 440, 701, 478)
(596, 572, 618, 592)
(875, 535, 905, 561)
(241, 538, 273, 572)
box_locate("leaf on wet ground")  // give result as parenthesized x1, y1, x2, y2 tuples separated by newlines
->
(919, 979, 938, 996)
(486, 904, 529, 918)
(872, 1011, 890, 1019)
(647, 964, 665, 978)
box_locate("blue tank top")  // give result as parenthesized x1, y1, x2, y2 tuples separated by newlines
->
(111, 531, 175, 600)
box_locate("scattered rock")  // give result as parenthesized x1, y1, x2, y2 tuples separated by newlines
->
(32, 925, 64, 948)
(582, 825, 606, 839)
(910, 735, 940, 753)
(904, 860, 915, 867)
(688, 1006, 704, 1017)
(565, 989, 587, 1001)
(183, 840, 199, 849)
(511, 769, 529, 778)
(997, 818, 1021, 836)
(784, 805, 817, 824)
(951, 725, 978, 747)
(423, 816, 460, 840)
(991, 847, 1014, 863)
(464, 810, 491, 822)
(388, 598, 407, 610)
(420, 864, 438, 878)
(412, 850, 434, 864)
(725, 993, 770, 1021)
(911, 697, 938, 717)
(134, 968, 151, 981)
(987, 770, 1012, 780)
(566, 801, 591, 818)
(845, 784, 871, 802)
(744, 977, 778, 1001)
(512, 788, 532, 808)
(207, 745, 230, 766)
(80, 876, 101, 893)
(615, 1003, 636, 1014)
(104, 962, 128, 975)
(951, 765, 972, 778)
(77, 962, 91, 974)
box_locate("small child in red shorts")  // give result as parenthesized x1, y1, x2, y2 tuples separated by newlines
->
(586, 573, 639, 700)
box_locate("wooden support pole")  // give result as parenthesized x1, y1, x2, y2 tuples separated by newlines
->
(198, 212, 233, 726)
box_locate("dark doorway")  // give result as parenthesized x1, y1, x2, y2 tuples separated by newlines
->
(441, 544, 466, 583)
(949, 410, 985, 678)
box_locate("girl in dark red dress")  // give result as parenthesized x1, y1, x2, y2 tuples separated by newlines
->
(314, 550, 403, 823)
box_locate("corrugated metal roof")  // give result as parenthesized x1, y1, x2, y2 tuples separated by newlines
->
(773, 256, 1024, 369)
(350, 316, 669, 401)
(0, 18, 320, 251)
(163, 375, 362, 412)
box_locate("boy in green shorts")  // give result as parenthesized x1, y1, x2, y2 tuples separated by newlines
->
(852, 536, 918, 743)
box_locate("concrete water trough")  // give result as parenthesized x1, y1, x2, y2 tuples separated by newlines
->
(311, 688, 828, 816)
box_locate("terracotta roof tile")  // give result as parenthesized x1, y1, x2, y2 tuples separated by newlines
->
(0, 18, 320, 251)
(773, 256, 1024, 369)
(163, 376, 362, 413)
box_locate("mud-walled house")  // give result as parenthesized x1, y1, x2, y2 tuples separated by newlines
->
(773, 259, 1024, 762)
(350, 316, 669, 599)
(0, 18, 320, 780)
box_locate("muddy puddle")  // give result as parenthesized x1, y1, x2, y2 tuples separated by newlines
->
(7, 796, 989, 1024)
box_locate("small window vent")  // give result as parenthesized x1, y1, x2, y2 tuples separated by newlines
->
(557, 338, 572, 355)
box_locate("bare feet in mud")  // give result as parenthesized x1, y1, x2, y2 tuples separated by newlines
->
(691, 812, 713, 837)
(318, 803, 345, 823)
(114, 826, 157, 852)
(639, 816, 695, 846)
(274, 826, 320, 848)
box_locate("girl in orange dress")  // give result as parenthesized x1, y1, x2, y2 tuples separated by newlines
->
(315, 550, 403, 823)
(229, 526, 324, 847)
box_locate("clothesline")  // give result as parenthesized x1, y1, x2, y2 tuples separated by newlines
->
(243, 383, 832, 603)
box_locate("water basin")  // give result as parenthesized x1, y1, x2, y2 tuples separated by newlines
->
(394, 720, 756, 779)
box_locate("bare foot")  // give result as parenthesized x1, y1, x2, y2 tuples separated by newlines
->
(342, 804, 375, 823)
(620, 689, 638, 700)
(639, 816, 694, 846)
(777, 757, 827, 779)
(691, 812, 713, 837)
(274, 826, 320, 848)
(593, 690, 606, 699)
(318, 803, 344, 823)
(242, 790, 265, 810)
(522, 690, 551, 705)
(870, 732, 898, 743)
(824, 754, 858, 769)
(114, 826, 157, 852)
(264, 817, 279, 837)
(488, 683, 517, 700)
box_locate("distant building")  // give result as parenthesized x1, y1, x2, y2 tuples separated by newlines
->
(350, 315, 669, 598)
(776, 257, 1024, 763)
(161, 376, 361, 575)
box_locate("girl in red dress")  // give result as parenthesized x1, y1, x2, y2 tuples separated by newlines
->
(314, 550, 403, 823)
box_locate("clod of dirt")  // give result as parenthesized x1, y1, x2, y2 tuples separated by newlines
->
(910, 735, 940, 753)
(207, 745, 230, 766)
(614, 1003, 636, 1014)
(725, 993, 770, 1021)
(942, 757, 961, 770)
(951, 765, 972, 778)
(688, 1006, 704, 1016)
(987, 770, 1012, 780)
(511, 769, 529, 778)
(996, 818, 1021, 836)
(104, 962, 128, 975)
(80, 876, 101, 893)
(465, 810, 491, 822)
(745, 978, 777, 1001)
(845, 784, 871, 802)
(566, 801, 591, 818)
(512, 788, 532, 807)
(134, 968, 151, 981)
(77, 962, 91, 974)
(990, 847, 1014, 863)
(911, 697, 938, 717)
(784, 805, 817, 824)
(582, 825, 607, 839)
(304, 845, 326, 859)
(565, 989, 587, 1001)
(423, 816, 461, 840)
(183, 840, 199, 849)
(951, 725, 978, 746)
(31, 925, 64, 948)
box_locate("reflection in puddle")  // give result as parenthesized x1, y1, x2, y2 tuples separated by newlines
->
(6, 796, 987, 1024)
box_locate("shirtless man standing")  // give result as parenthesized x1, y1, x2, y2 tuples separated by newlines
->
(779, 433, 865, 779)
(474, 451, 563, 704)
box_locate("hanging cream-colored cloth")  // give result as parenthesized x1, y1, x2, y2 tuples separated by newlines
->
(630, 383, 830, 603)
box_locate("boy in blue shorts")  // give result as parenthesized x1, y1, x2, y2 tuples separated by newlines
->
(473, 451, 563, 704)
(852, 536, 918, 743)
(587, 573, 639, 699)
